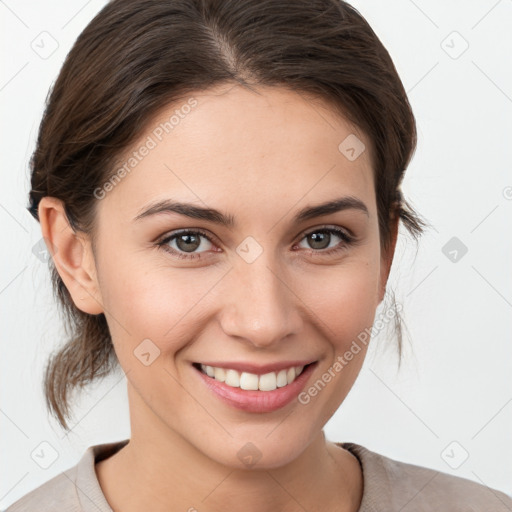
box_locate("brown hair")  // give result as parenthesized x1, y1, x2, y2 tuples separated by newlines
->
(27, 0, 430, 430)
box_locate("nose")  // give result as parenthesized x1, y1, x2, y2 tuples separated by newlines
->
(218, 255, 303, 349)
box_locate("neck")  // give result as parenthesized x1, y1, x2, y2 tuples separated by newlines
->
(95, 389, 363, 512)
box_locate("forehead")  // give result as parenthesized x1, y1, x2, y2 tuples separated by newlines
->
(100, 84, 375, 224)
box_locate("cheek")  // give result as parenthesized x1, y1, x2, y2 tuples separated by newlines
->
(298, 256, 380, 347)
(98, 252, 222, 361)
(288, 258, 380, 432)
(98, 235, 380, 364)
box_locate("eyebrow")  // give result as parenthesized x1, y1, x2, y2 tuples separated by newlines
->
(133, 196, 369, 227)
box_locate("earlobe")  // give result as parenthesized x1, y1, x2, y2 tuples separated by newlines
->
(38, 197, 104, 315)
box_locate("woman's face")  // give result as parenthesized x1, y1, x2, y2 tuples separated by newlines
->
(89, 84, 395, 468)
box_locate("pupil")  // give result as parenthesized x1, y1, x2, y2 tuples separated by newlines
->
(177, 234, 200, 252)
(309, 232, 329, 250)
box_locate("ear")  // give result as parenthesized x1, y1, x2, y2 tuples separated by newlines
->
(38, 197, 104, 315)
(378, 206, 400, 304)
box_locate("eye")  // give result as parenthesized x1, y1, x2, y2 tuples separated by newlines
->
(295, 227, 354, 257)
(156, 226, 355, 261)
(156, 229, 216, 260)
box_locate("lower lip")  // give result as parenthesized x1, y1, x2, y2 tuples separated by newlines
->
(194, 363, 317, 413)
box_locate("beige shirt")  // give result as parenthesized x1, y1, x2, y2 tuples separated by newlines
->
(4, 439, 512, 511)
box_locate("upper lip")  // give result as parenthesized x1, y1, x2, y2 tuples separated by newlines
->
(194, 360, 316, 375)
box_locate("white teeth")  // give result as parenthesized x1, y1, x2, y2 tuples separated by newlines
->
(225, 369, 240, 387)
(213, 367, 226, 382)
(240, 372, 259, 390)
(276, 369, 288, 387)
(198, 364, 308, 391)
(259, 372, 277, 391)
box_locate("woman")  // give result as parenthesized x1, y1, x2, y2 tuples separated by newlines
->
(6, 0, 512, 510)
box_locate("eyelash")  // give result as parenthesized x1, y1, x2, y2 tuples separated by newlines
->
(156, 227, 355, 261)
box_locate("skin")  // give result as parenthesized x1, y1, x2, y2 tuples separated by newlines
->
(39, 83, 398, 512)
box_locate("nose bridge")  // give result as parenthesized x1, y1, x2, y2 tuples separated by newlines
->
(219, 250, 301, 347)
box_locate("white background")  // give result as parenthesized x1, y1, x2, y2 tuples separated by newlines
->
(1, 0, 511, 508)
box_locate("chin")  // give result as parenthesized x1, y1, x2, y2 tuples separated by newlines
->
(196, 430, 313, 471)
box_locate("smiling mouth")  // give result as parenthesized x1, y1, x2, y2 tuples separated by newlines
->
(192, 362, 315, 392)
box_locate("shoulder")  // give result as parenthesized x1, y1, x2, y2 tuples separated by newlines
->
(3, 462, 82, 512)
(3, 440, 128, 512)
(340, 442, 512, 512)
